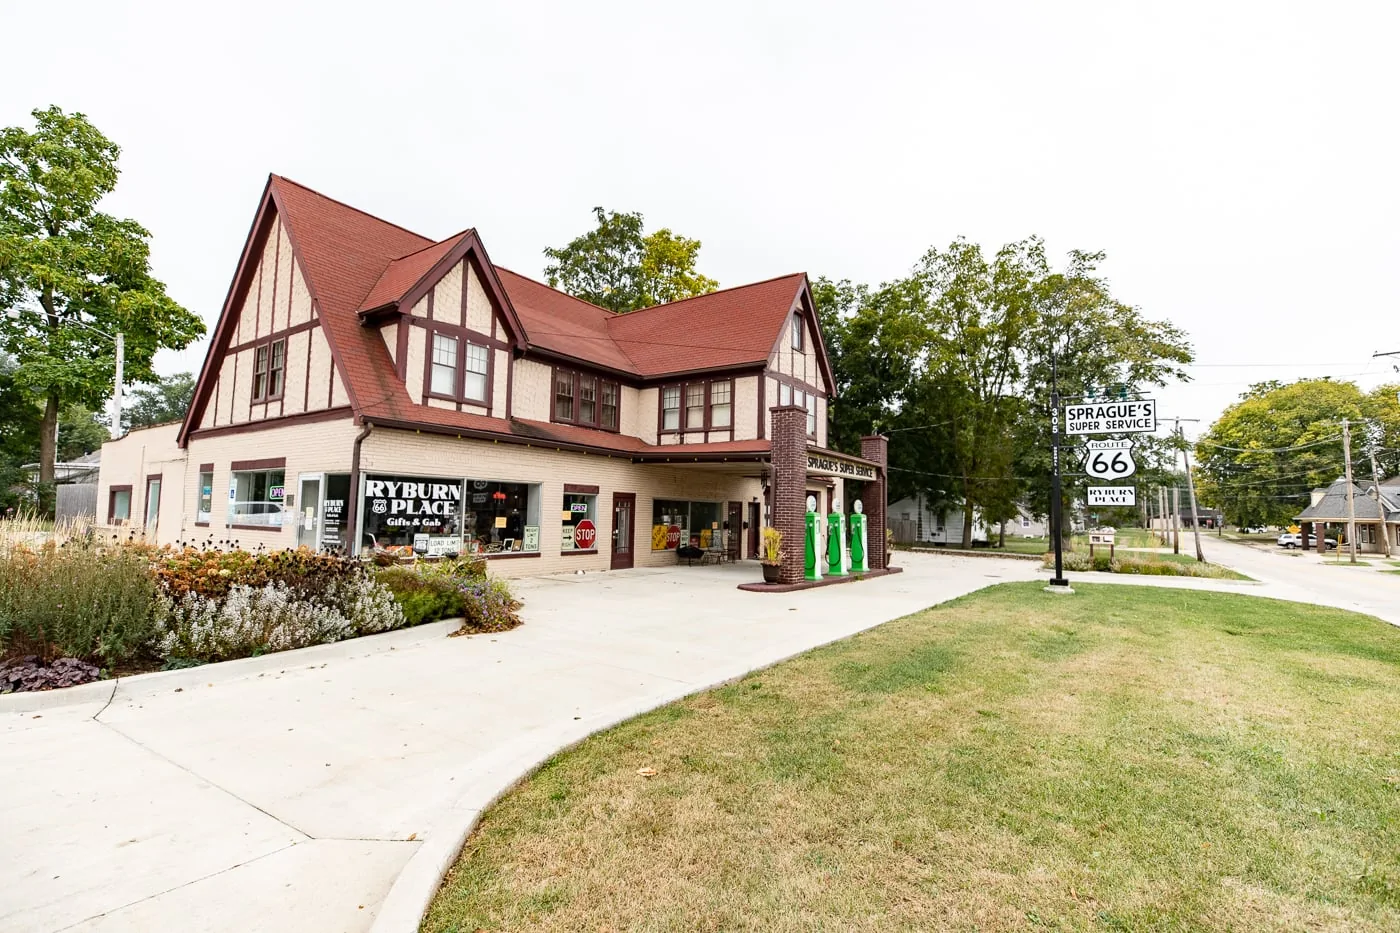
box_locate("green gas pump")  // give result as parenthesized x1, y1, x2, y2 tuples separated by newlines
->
(804, 495, 822, 581)
(850, 499, 869, 572)
(826, 500, 848, 576)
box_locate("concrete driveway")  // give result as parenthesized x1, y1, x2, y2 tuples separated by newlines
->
(1, 552, 1040, 933)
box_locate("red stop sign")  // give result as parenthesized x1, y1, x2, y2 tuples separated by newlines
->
(666, 524, 681, 549)
(574, 519, 597, 550)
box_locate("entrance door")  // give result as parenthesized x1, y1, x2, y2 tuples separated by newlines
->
(297, 475, 323, 549)
(611, 492, 636, 570)
(748, 502, 760, 558)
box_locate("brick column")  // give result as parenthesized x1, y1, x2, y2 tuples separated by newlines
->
(860, 434, 889, 570)
(770, 405, 809, 584)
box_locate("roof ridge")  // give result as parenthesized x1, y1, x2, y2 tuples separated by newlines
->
(617, 272, 806, 317)
(389, 228, 474, 262)
(271, 174, 434, 245)
(493, 266, 615, 316)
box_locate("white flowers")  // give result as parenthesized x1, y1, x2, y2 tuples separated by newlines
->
(155, 574, 404, 662)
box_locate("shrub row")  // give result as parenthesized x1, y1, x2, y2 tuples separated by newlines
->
(1044, 551, 1236, 578)
(0, 537, 521, 686)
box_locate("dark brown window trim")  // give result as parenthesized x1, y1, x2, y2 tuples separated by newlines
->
(230, 457, 287, 471)
(769, 373, 823, 440)
(485, 551, 541, 560)
(659, 377, 732, 435)
(146, 472, 164, 483)
(561, 549, 598, 557)
(107, 484, 133, 524)
(564, 483, 600, 494)
(189, 406, 352, 440)
(230, 523, 288, 532)
(550, 364, 621, 433)
(424, 324, 493, 408)
(198, 462, 215, 473)
(194, 521, 211, 528)
(251, 336, 287, 403)
(408, 316, 507, 349)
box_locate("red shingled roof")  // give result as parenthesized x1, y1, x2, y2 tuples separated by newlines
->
(186, 174, 822, 452)
(358, 232, 471, 313)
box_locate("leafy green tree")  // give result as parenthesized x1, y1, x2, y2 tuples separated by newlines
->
(1194, 379, 1365, 527)
(543, 207, 718, 312)
(0, 353, 40, 510)
(123, 370, 195, 431)
(56, 404, 108, 461)
(0, 106, 204, 490)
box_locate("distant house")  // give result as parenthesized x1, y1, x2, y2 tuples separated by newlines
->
(888, 494, 991, 546)
(1180, 506, 1223, 529)
(1294, 477, 1400, 553)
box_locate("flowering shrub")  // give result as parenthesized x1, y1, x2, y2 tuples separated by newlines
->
(375, 556, 520, 633)
(456, 577, 523, 634)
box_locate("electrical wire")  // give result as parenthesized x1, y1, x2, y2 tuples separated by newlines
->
(1193, 436, 1343, 453)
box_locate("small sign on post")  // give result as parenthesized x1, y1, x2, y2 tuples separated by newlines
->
(1088, 528, 1116, 560)
(1087, 486, 1136, 507)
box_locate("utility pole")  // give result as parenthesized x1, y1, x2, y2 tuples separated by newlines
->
(1179, 425, 1205, 561)
(1342, 418, 1358, 564)
(1172, 487, 1181, 554)
(1158, 486, 1168, 544)
(1047, 344, 1070, 590)
(1370, 445, 1391, 558)
(111, 331, 125, 439)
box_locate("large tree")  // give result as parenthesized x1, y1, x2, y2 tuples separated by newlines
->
(123, 370, 195, 431)
(0, 106, 204, 490)
(543, 207, 718, 312)
(1194, 379, 1373, 528)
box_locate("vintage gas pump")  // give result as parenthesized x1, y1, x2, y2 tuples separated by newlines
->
(804, 495, 822, 581)
(849, 499, 869, 572)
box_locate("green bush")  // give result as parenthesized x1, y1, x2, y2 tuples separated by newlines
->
(0, 538, 159, 666)
(457, 577, 523, 634)
(376, 567, 465, 626)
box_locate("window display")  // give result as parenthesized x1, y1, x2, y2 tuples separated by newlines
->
(561, 493, 598, 550)
(650, 499, 722, 550)
(463, 479, 540, 553)
(229, 468, 286, 526)
(361, 474, 462, 552)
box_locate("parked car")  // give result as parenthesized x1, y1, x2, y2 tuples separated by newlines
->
(1242, 526, 1267, 534)
(1277, 532, 1336, 549)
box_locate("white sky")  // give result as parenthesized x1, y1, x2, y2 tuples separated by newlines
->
(5, 0, 1398, 439)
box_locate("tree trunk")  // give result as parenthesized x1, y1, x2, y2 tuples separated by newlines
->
(998, 520, 1006, 548)
(961, 500, 974, 549)
(40, 392, 59, 485)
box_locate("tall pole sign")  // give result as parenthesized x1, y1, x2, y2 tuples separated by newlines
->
(1048, 350, 1068, 589)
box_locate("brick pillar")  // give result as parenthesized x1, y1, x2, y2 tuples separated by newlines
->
(770, 405, 809, 584)
(861, 434, 889, 570)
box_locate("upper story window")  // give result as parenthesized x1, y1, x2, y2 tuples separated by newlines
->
(252, 338, 286, 402)
(710, 380, 732, 428)
(791, 314, 803, 351)
(553, 367, 621, 431)
(432, 334, 458, 395)
(661, 378, 734, 433)
(430, 327, 489, 404)
(661, 386, 680, 430)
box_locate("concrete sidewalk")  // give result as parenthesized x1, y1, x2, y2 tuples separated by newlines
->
(1, 552, 1040, 933)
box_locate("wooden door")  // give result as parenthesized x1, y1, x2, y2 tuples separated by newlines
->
(726, 501, 743, 560)
(611, 492, 636, 570)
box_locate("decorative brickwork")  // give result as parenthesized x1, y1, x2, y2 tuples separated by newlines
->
(860, 434, 889, 570)
(770, 405, 809, 584)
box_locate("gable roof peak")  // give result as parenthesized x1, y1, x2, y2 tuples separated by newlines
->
(269, 174, 432, 244)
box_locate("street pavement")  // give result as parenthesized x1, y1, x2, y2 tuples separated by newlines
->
(1, 551, 1041, 933)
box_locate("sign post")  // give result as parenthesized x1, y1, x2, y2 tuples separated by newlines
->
(1048, 350, 1070, 591)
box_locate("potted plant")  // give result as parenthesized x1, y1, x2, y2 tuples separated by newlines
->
(760, 527, 783, 584)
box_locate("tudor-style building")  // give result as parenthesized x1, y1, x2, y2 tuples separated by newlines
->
(97, 175, 887, 579)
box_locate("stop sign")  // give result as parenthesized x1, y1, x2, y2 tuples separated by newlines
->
(574, 519, 597, 550)
(666, 524, 681, 549)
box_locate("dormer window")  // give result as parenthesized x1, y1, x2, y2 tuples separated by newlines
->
(552, 366, 621, 431)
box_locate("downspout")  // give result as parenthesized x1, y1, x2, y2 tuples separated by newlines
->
(346, 422, 373, 556)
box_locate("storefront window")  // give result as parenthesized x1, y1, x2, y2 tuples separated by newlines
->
(650, 499, 722, 550)
(362, 474, 463, 554)
(319, 474, 352, 552)
(561, 493, 598, 550)
(228, 469, 286, 526)
(197, 471, 214, 523)
(463, 479, 541, 554)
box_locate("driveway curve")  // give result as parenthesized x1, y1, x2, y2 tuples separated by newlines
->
(1, 552, 1041, 933)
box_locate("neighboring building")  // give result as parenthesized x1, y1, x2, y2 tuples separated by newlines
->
(1295, 477, 1400, 553)
(1179, 506, 1223, 529)
(20, 451, 102, 521)
(888, 494, 992, 546)
(97, 175, 888, 578)
(1011, 503, 1049, 537)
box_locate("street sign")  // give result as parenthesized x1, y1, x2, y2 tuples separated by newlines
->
(574, 519, 597, 549)
(1082, 439, 1136, 480)
(1087, 486, 1136, 506)
(1064, 398, 1157, 435)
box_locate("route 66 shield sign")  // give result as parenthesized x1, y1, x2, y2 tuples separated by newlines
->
(1082, 439, 1136, 480)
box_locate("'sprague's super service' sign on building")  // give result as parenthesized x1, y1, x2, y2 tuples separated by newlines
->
(97, 175, 888, 578)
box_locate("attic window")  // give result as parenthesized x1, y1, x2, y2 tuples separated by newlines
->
(791, 314, 803, 351)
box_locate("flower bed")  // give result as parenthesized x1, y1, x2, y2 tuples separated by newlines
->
(0, 527, 521, 693)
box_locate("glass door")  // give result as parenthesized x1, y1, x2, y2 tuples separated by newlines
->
(611, 492, 635, 570)
(297, 474, 323, 549)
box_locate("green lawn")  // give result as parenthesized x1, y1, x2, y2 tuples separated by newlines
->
(425, 585, 1400, 932)
(989, 536, 1050, 555)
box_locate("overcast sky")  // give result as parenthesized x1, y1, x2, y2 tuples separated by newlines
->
(5, 0, 1397, 438)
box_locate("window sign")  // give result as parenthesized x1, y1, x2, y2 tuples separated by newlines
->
(361, 474, 463, 551)
(523, 526, 540, 551)
(650, 500, 720, 550)
(197, 471, 214, 523)
(229, 469, 286, 526)
(563, 493, 597, 550)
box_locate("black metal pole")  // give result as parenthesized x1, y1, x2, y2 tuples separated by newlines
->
(1049, 345, 1069, 586)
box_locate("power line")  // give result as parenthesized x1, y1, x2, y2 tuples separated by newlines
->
(1193, 435, 1343, 453)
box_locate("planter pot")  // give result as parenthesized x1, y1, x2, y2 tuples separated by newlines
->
(761, 562, 781, 584)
